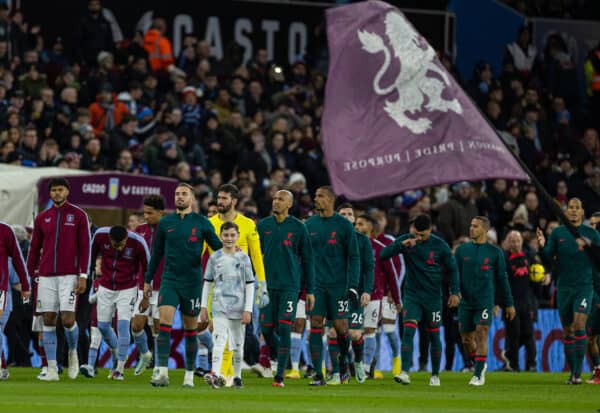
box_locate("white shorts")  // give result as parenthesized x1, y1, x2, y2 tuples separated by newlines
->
(295, 299, 306, 320)
(212, 316, 245, 351)
(381, 300, 398, 321)
(133, 290, 160, 319)
(32, 315, 44, 332)
(38, 275, 78, 313)
(363, 300, 381, 329)
(97, 285, 137, 323)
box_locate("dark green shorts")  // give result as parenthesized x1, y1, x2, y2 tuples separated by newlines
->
(587, 305, 600, 336)
(310, 288, 348, 320)
(260, 290, 297, 329)
(557, 289, 593, 327)
(158, 280, 201, 317)
(458, 304, 493, 334)
(402, 296, 442, 328)
(349, 301, 364, 330)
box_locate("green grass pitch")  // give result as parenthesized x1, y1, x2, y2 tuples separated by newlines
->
(0, 369, 598, 412)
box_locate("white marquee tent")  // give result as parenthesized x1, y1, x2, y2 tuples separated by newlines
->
(0, 165, 90, 226)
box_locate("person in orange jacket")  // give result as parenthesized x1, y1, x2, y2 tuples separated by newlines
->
(144, 18, 175, 73)
(88, 83, 129, 138)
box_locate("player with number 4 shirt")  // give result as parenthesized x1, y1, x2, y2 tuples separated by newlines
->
(380, 214, 460, 387)
(536, 198, 600, 384)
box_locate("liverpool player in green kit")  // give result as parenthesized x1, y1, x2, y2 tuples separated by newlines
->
(305, 187, 360, 386)
(328, 203, 373, 385)
(455, 216, 515, 387)
(536, 198, 600, 384)
(380, 214, 460, 387)
(257, 190, 316, 388)
(144, 183, 223, 388)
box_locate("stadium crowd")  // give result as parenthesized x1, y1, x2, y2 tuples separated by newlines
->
(1, 0, 600, 385)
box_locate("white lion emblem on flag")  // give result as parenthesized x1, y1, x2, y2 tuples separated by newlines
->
(357, 11, 463, 134)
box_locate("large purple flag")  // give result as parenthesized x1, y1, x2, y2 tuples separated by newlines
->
(322, 0, 528, 200)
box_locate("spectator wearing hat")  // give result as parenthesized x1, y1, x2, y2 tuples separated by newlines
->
(180, 86, 203, 136)
(437, 181, 479, 244)
(60, 151, 81, 169)
(152, 139, 182, 177)
(85, 50, 122, 104)
(88, 82, 129, 137)
(135, 107, 157, 141)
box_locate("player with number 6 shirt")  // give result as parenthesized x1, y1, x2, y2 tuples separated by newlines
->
(455, 216, 515, 387)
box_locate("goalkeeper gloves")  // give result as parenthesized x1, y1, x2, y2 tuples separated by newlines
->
(256, 280, 270, 309)
(347, 287, 359, 309)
